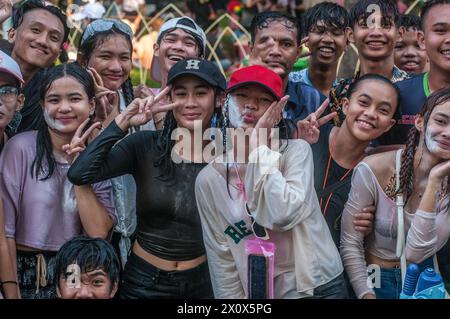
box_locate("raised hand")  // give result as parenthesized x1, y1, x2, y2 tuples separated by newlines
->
(0, 0, 12, 25)
(250, 95, 289, 152)
(116, 86, 179, 130)
(62, 118, 102, 164)
(296, 99, 337, 144)
(87, 67, 119, 123)
(299, 36, 311, 59)
(134, 84, 154, 99)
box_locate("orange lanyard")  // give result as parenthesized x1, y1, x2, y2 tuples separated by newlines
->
(320, 138, 355, 217)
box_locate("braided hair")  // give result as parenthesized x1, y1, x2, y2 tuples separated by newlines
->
(398, 88, 450, 203)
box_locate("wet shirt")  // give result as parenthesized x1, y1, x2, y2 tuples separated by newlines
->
(68, 121, 207, 261)
(0, 131, 116, 251)
(311, 124, 352, 249)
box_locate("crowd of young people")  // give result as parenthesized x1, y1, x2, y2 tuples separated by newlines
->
(0, 0, 449, 300)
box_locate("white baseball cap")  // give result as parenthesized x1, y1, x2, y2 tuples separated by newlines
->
(72, 2, 106, 21)
(151, 16, 207, 84)
(0, 50, 24, 87)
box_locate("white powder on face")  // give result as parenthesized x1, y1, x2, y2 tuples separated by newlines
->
(43, 108, 66, 131)
(228, 96, 244, 128)
(425, 128, 440, 153)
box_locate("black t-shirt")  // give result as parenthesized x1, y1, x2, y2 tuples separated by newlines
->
(378, 73, 428, 145)
(311, 124, 352, 249)
(68, 121, 207, 261)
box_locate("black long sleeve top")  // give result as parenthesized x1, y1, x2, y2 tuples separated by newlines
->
(68, 121, 207, 261)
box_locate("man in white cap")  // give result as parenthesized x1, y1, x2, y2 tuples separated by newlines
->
(71, 1, 106, 30)
(139, 16, 207, 129)
(0, 49, 24, 153)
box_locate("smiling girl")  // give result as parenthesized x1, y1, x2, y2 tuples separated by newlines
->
(341, 88, 450, 299)
(0, 63, 116, 299)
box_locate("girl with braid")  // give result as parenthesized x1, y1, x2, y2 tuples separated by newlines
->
(67, 59, 226, 299)
(341, 89, 450, 299)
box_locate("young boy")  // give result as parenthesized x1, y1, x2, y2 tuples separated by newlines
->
(289, 2, 350, 97)
(394, 14, 429, 74)
(54, 236, 120, 299)
(388, 0, 450, 144)
(329, 0, 409, 126)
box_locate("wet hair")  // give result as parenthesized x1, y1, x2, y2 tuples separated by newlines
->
(346, 73, 401, 121)
(250, 11, 302, 45)
(78, 28, 134, 106)
(157, 18, 204, 57)
(399, 88, 450, 203)
(349, 0, 399, 29)
(396, 14, 422, 31)
(303, 2, 350, 37)
(421, 0, 450, 30)
(12, 0, 70, 46)
(153, 81, 224, 181)
(31, 63, 95, 180)
(54, 236, 121, 288)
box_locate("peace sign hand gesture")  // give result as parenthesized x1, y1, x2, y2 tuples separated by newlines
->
(87, 67, 119, 123)
(62, 118, 102, 164)
(296, 99, 337, 144)
(115, 86, 180, 131)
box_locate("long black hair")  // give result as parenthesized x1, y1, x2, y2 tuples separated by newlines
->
(153, 89, 224, 182)
(31, 63, 95, 180)
(78, 28, 134, 106)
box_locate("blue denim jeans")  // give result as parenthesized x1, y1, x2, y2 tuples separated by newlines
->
(304, 273, 349, 299)
(374, 258, 434, 299)
(119, 252, 214, 299)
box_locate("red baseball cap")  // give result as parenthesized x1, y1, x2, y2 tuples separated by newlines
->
(227, 65, 283, 100)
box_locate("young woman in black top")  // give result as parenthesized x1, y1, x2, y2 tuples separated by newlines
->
(308, 74, 401, 248)
(67, 58, 226, 299)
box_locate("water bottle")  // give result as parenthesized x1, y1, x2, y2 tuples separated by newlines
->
(415, 268, 446, 299)
(400, 263, 420, 299)
(400, 264, 446, 299)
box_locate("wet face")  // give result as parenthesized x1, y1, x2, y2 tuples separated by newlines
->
(10, 9, 65, 69)
(42, 76, 94, 135)
(307, 21, 348, 66)
(154, 29, 201, 77)
(228, 85, 276, 129)
(395, 28, 428, 74)
(343, 79, 397, 141)
(250, 21, 300, 79)
(420, 4, 450, 74)
(0, 74, 23, 130)
(422, 100, 450, 159)
(171, 75, 216, 130)
(57, 269, 118, 299)
(349, 11, 397, 61)
(86, 34, 132, 91)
